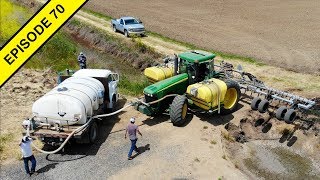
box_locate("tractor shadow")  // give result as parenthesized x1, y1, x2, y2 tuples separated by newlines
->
(142, 114, 170, 126)
(45, 97, 128, 160)
(195, 103, 244, 126)
(141, 112, 193, 127)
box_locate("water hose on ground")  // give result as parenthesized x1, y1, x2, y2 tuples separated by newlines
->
(27, 118, 93, 154)
(27, 103, 134, 154)
(27, 94, 177, 154)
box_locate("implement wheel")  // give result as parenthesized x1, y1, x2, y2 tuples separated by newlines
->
(258, 99, 269, 113)
(276, 106, 287, 120)
(220, 80, 241, 115)
(170, 95, 188, 126)
(251, 97, 261, 110)
(284, 109, 297, 124)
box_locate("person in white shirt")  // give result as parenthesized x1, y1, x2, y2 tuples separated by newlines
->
(19, 136, 37, 176)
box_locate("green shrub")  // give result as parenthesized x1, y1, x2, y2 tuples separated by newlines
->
(118, 75, 149, 96)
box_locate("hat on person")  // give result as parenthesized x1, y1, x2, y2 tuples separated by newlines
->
(22, 119, 30, 126)
(130, 117, 135, 123)
(22, 136, 30, 142)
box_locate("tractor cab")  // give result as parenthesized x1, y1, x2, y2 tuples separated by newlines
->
(144, 50, 216, 83)
(177, 50, 216, 84)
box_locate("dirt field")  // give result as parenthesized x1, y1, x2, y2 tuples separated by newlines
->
(85, 0, 320, 74)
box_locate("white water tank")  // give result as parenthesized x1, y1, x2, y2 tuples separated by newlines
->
(32, 76, 105, 126)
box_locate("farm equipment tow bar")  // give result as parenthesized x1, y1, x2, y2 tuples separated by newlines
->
(25, 95, 178, 154)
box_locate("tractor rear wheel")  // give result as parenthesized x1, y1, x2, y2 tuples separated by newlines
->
(170, 95, 188, 126)
(220, 80, 241, 115)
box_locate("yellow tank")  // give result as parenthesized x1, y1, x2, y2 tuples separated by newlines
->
(144, 65, 174, 83)
(186, 78, 227, 110)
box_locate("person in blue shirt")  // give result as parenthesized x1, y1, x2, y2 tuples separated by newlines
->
(125, 117, 142, 160)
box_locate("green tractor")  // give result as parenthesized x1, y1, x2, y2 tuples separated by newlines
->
(134, 50, 241, 126)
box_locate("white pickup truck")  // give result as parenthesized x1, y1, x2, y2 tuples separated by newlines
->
(111, 16, 145, 37)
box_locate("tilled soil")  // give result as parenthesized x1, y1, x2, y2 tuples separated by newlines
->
(85, 0, 320, 74)
(223, 109, 320, 179)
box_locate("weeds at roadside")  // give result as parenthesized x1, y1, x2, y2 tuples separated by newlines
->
(118, 75, 149, 96)
(210, 140, 217, 145)
(222, 155, 227, 160)
(82, 8, 112, 21)
(234, 163, 239, 169)
(222, 131, 235, 142)
(0, 133, 14, 161)
(203, 126, 208, 129)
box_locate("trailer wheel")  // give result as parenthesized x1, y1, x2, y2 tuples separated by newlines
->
(124, 30, 129, 37)
(220, 80, 241, 115)
(258, 99, 269, 113)
(170, 95, 188, 126)
(89, 122, 98, 143)
(113, 25, 117, 32)
(251, 97, 261, 110)
(276, 106, 287, 120)
(284, 109, 297, 124)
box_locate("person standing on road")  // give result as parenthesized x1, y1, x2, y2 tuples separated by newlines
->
(125, 117, 142, 160)
(19, 136, 37, 176)
(77, 52, 87, 69)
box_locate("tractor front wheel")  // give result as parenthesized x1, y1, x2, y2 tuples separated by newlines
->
(220, 80, 241, 115)
(170, 95, 188, 126)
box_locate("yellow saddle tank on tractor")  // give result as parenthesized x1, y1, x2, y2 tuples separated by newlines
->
(186, 78, 227, 110)
(144, 65, 174, 83)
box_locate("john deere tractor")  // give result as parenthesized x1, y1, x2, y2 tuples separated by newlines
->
(134, 50, 241, 126)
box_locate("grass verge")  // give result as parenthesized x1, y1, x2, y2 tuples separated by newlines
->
(0, 0, 79, 72)
(118, 75, 149, 96)
(82, 8, 113, 21)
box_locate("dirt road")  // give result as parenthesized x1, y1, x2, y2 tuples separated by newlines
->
(86, 0, 320, 74)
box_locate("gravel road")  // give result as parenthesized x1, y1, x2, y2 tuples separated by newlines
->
(0, 105, 247, 180)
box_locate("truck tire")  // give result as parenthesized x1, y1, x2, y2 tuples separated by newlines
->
(284, 109, 297, 124)
(113, 25, 117, 32)
(276, 106, 287, 120)
(220, 80, 241, 115)
(258, 99, 269, 113)
(124, 30, 129, 37)
(251, 97, 261, 110)
(170, 95, 188, 126)
(89, 122, 98, 143)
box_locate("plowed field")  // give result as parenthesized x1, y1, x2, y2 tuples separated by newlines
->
(85, 0, 320, 74)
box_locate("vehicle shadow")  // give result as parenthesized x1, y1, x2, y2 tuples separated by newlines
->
(196, 103, 244, 126)
(279, 124, 299, 147)
(142, 114, 170, 126)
